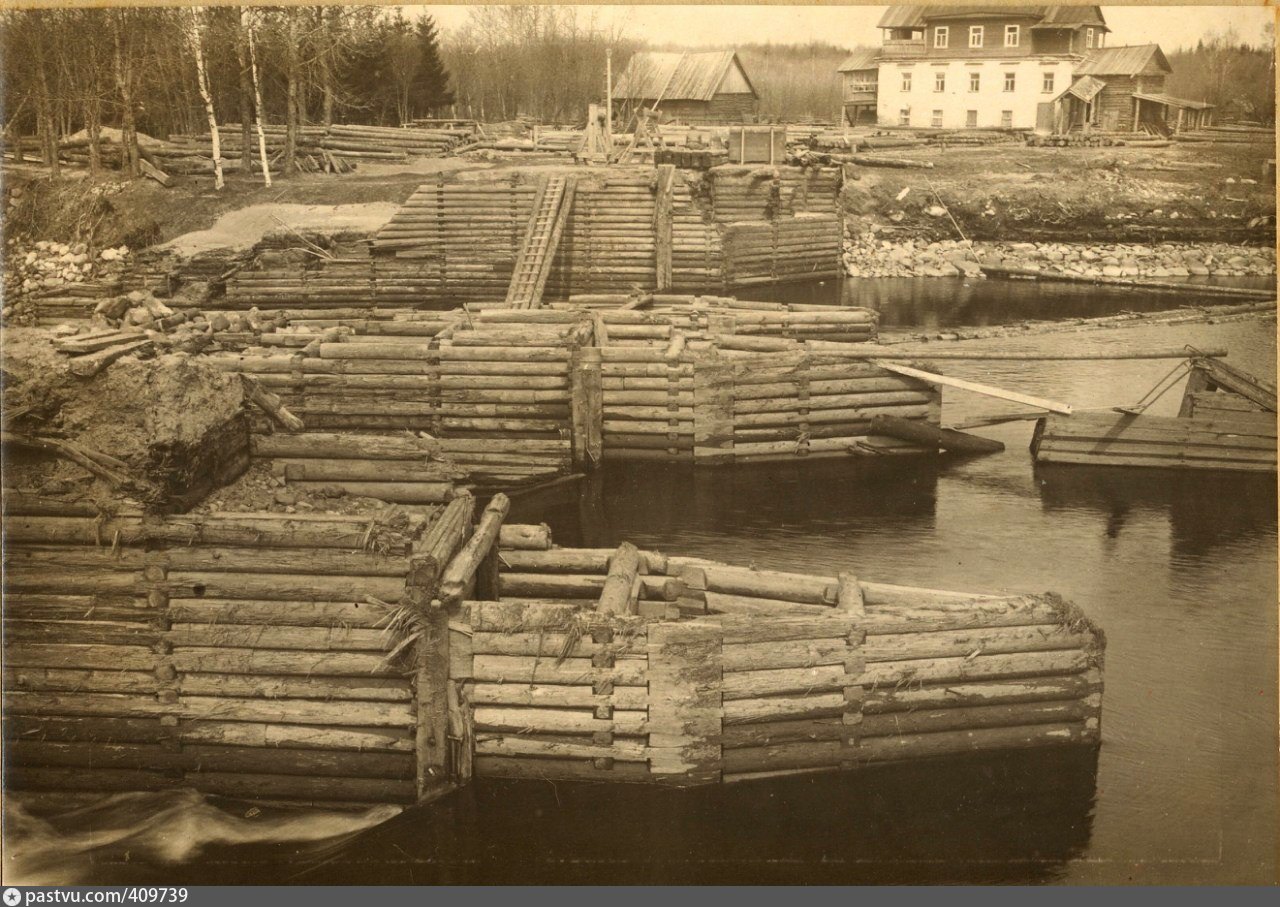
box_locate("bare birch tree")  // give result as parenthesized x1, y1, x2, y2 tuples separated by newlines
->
(187, 7, 223, 189)
(242, 5, 271, 187)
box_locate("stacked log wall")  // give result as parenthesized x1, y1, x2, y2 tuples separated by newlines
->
(3, 505, 437, 807)
(213, 321, 579, 487)
(452, 529, 1105, 784)
(361, 166, 842, 302)
(213, 306, 936, 472)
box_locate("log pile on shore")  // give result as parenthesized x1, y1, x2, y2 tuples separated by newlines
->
(450, 525, 1105, 784)
(168, 123, 474, 167)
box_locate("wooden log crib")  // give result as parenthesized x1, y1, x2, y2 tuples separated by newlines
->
(3, 494, 1105, 807)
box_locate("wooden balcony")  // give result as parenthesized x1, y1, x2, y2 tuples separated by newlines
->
(843, 90, 878, 105)
(880, 38, 926, 59)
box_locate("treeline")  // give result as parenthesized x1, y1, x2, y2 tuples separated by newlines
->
(441, 5, 640, 123)
(439, 12, 849, 124)
(0, 5, 454, 177)
(1165, 26, 1275, 124)
(1, 3, 861, 184)
(728, 43, 849, 123)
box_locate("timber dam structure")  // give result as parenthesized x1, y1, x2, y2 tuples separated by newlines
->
(3, 163, 1107, 810)
(3, 495, 1105, 805)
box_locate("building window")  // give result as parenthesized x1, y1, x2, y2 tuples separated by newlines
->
(969, 25, 984, 48)
(1005, 25, 1020, 47)
(901, 72, 912, 92)
(1001, 110, 1013, 128)
(969, 72, 980, 92)
(1043, 72, 1055, 93)
(934, 26, 948, 48)
(1004, 72, 1016, 92)
(899, 108, 911, 126)
(1086, 28, 1095, 49)
(966, 110, 978, 128)
(932, 109, 944, 128)
(934, 72, 945, 92)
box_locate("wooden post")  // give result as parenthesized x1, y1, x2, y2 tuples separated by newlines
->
(569, 345, 603, 471)
(693, 354, 735, 465)
(439, 494, 510, 607)
(654, 163, 675, 292)
(835, 576, 867, 770)
(605, 48, 613, 154)
(648, 620, 723, 785)
(408, 554, 449, 798)
(410, 492, 474, 797)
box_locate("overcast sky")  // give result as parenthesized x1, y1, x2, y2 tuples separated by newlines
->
(421, 4, 1274, 52)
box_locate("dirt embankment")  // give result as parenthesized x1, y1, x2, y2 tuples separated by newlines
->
(3, 330, 247, 508)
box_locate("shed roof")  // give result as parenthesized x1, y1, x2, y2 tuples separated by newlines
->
(612, 51, 758, 102)
(1133, 92, 1214, 110)
(837, 48, 880, 72)
(1059, 75, 1106, 103)
(877, 5, 1107, 29)
(1075, 44, 1172, 76)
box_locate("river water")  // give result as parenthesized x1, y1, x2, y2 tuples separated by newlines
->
(5, 277, 1276, 885)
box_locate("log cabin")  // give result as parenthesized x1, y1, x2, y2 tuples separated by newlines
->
(612, 51, 760, 126)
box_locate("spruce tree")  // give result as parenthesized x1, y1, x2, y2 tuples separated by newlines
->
(409, 15, 454, 117)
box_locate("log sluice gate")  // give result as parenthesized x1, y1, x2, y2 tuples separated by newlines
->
(3, 497, 1105, 807)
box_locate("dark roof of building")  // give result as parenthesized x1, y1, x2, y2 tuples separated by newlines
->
(1075, 44, 1172, 76)
(1059, 75, 1107, 103)
(837, 48, 880, 72)
(877, 6, 1107, 30)
(611, 51, 758, 102)
(1133, 91, 1214, 110)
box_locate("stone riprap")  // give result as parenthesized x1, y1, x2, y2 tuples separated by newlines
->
(843, 233, 1277, 281)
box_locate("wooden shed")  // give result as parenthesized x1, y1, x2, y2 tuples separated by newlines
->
(612, 51, 760, 125)
(1068, 43, 1211, 133)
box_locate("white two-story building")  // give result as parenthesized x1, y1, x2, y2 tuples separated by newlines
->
(839, 5, 1213, 133)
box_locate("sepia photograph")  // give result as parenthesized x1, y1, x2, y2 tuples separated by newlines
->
(0, 0, 1275, 889)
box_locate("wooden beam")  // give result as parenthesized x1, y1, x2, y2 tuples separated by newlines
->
(871, 361, 1074, 415)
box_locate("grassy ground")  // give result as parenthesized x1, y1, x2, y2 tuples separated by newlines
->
(843, 138, 1276, 243)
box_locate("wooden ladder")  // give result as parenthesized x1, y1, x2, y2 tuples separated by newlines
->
(506, 174, 576, 309)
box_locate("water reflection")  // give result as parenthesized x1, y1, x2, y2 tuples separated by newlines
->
(280, 749, 1099, 885)
(1035, 464, 1278, 558)
(747, 276, 1276, 329)
(511, 460, 940, 551)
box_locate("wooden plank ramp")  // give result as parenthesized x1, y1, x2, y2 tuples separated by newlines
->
(505, 174, 577, 309)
